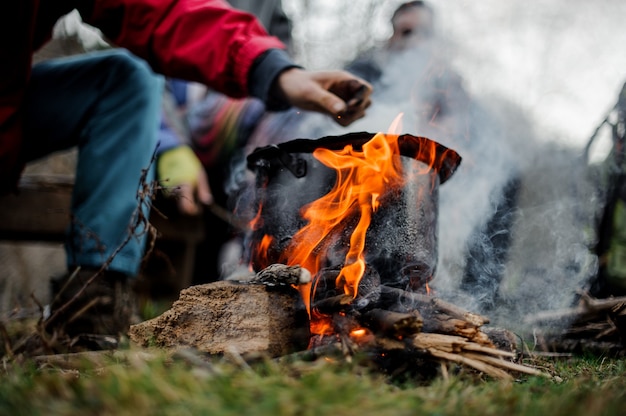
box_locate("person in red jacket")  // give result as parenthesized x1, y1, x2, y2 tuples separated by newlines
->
(0, 1, 371, 345)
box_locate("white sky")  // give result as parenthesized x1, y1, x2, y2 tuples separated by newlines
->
(437, 0, 626, 151)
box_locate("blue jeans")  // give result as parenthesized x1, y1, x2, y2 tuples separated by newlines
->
(22, 49, 164, 277)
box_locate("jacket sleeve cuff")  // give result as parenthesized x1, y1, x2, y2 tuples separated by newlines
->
(248, 49, 301, 111)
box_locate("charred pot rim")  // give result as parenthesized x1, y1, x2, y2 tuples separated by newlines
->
(246, 131, 462, 184)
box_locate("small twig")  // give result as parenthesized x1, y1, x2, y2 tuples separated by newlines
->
(0, 322, 14, 359)
(67, 298, 104, 325)
(461, 352, 548, 378)
(461, 343, 516, 359)
(427, 348, 513, 381)
(525, 351, 574, 358)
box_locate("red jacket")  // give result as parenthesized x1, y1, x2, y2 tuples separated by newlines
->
(0, 0, 286, 192)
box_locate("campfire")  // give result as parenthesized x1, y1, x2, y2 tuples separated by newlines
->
(130, 129, 549, 380)
(245, 128, 460, 328)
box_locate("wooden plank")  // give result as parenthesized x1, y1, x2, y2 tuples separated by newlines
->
(0, 174, 206, 288)
(0, 175, 205, 243)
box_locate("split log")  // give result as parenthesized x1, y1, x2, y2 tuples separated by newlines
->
(277, 342, 344, 364)
(412, 332, 483, 354)
(128, 281, 310, 357)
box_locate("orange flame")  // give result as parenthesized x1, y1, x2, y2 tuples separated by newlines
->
(248, 202, 265, 231)
(309, 312, 334, 336)
(282, 132, 405, 299)
(349, 327, 373, 345)
(253, 235, 273, 269)
(350, 328, 367, 338)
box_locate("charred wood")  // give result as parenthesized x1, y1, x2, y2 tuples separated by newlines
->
(361, 308, 423, 338)
(422, 315, 479, 340)
(250, 264, 311, 286)
(378, 285, 489, 327)
(312, 294, 354, 315)
(313, 265, 381, 310)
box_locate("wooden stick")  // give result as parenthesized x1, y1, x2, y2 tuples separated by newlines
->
(524, 295, 626, 326)
(413, 331, 493, 351)
(422, 315, 479, 339)
(461, 352, 548, 378)
(427, 348, 513, 380)
(581, 295, 626, 312)
(462, 343, 516, 358)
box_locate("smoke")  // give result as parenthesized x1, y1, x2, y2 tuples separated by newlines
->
(434, 96, 604, 333)
(229, 36, 608, 334)
(356, 41, 606, 332)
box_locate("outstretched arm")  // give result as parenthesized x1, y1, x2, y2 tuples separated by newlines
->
(275, 68, 372, 127)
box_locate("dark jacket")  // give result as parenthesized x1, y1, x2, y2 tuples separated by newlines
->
(0, 0, 290, 192)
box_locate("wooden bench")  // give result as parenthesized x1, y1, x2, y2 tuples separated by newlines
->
(0, 174, 204, 291)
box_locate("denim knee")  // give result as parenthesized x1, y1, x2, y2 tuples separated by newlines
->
(105, 49, 163, 100)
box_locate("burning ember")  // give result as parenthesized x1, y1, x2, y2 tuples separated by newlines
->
(245, 130, 461, 336)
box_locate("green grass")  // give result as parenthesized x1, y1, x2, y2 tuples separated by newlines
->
(0, 350, 625, 416)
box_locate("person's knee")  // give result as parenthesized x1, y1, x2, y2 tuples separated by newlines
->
(106, 49, 164, 104)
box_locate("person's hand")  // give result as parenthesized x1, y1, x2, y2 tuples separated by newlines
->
(275, 68, 372, 126)
(157, 145, 213, 215)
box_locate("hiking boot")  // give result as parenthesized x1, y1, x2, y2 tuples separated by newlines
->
(45, 268, 140, 342)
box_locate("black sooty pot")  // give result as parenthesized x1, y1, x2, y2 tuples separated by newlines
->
(245, 131, 462, 291)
